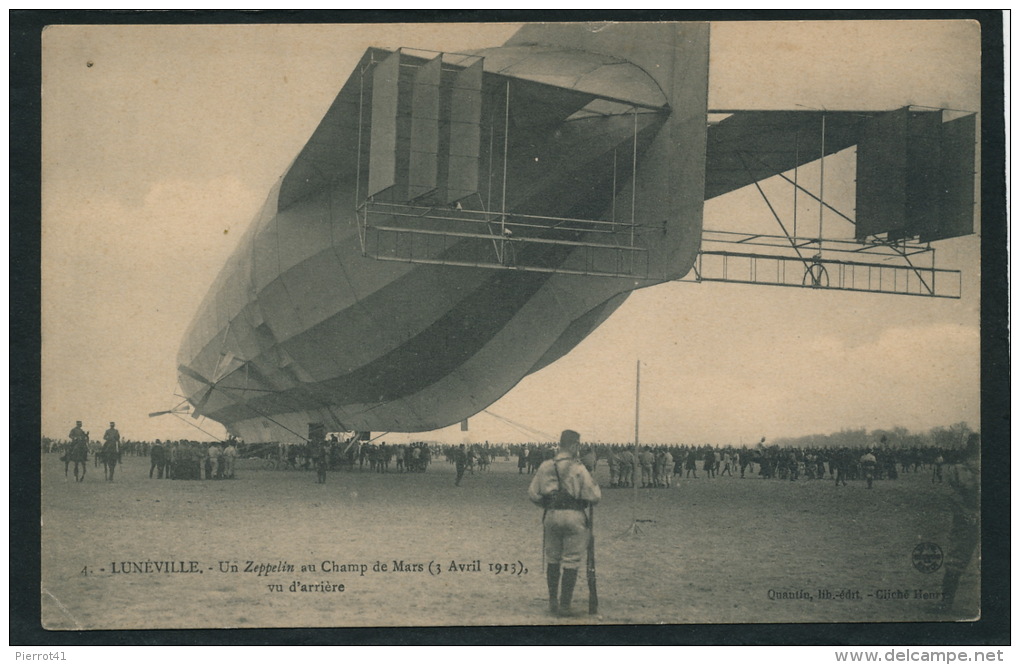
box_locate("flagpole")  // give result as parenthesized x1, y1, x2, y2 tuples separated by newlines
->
(635, 359, 640, 448)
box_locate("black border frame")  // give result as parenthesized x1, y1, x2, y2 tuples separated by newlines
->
(10, 9, 1008, 646)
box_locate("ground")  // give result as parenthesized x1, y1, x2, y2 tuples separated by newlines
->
(40, 453, 979, 630)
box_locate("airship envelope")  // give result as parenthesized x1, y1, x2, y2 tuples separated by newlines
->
(177, 23, 975, 442)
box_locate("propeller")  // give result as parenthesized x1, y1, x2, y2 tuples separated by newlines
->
(148, 402, 191, 418)
(177, 355, 250, 419)
(178, 364, 216, 419)
(148, 407, 189, 418)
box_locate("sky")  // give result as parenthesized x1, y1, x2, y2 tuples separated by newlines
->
(40, 20, 984, 446)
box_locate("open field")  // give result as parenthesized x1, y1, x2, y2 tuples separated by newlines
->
(40, 453, 978, 630)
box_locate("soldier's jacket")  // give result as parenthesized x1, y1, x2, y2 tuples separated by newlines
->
(528, 452, 601, 507)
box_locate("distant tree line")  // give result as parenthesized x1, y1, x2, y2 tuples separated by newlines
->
(770, 422, 975, 450)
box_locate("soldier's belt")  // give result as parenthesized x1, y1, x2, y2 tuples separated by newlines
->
(543, 494, 589, 511)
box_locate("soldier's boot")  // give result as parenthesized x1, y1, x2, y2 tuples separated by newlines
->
(558, 567, 579, 616)
(546, 564, 560, 614)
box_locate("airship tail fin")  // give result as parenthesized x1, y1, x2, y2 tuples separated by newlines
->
(505, 22, 711, 280)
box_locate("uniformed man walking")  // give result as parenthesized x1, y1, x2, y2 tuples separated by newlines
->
(528, 430, 601, 617)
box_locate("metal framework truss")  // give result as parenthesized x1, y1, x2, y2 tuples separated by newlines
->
(357, 202, 962, 298)
(358, 201, 650, 278)
(684, 230, 961, 299)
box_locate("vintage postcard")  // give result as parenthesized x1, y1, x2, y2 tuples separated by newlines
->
(36, 17, 994, 634)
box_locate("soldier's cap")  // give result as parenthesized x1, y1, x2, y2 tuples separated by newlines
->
(76, 420, 82, 425)
(559, 430, 581, 448)
(110, 422, 115, 426)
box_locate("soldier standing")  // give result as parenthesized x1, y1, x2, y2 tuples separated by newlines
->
(619, 445, 636, 488)
(860, 449, 877, 489)
(833, 448, 849, 487)
(528, 430, 601, 617)
(454, 444, 468, 486)
(704, 446, 716, 479)
(223, 438, 238, 479)
(527, 445, 543, 474)
(410, 443, 422, 472)
(721, 450, 733, 477)
(685, 448, 698, 478)
(149, 440, 167, 479)
(306, 425, 327, 484)
(313, 439, 328, 484)
(638, 446, 654, 488)
(206, 442, 220, 480)
(607, 446, 620, 488)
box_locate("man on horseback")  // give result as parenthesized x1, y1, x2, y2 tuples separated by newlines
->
(101, 421, 121, 481)
(66, 420, 90, 482)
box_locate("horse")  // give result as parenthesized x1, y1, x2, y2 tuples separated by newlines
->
(100, 442, 120, 481)
(65, 439, 90, 482)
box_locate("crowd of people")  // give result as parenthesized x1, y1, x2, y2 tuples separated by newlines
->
(144, 439, 240, 480)
(505, 441, 967, 489)
(44, 425, 969, 492)
(43, 431, 448, 481)
(273, 439, 437, 474)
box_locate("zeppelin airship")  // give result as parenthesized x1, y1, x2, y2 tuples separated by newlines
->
(176, 22, 975, 443)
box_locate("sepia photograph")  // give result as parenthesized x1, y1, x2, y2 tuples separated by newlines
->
(23, 12, 1005, 640)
